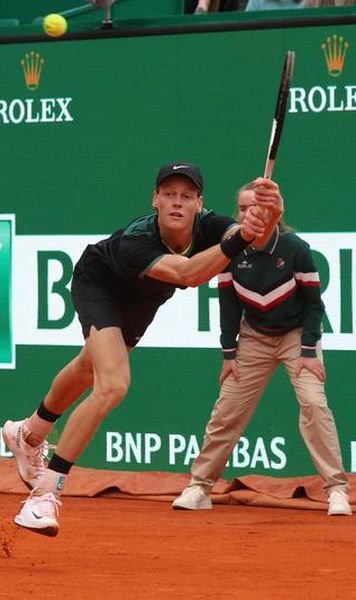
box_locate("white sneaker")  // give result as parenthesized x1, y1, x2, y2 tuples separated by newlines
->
(172, 485, 212, 510)
(14, 490, 61, 537)
(2, 420, 48, 490)
(328, 489, 352, 516)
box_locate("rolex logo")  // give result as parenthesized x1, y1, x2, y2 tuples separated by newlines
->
(21, 51, 44, 90)
(321, 35, 349, 77)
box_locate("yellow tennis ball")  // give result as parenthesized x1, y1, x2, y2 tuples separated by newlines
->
(43, 14, 68, 38)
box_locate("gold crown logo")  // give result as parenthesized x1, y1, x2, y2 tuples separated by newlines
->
(321, 35, 349, 77)
(21, 51, 44, 90)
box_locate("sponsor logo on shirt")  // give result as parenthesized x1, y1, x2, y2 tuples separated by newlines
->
(276, 257, 286, 269)
(237, 259, 253, 269)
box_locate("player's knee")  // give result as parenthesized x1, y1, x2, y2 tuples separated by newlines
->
(94, 378, 130, 415)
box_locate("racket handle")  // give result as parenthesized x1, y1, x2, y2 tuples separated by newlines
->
(263, 117, 277, 178)
(263, 158, 275, 179)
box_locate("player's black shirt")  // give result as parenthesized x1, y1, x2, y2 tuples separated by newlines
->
(74, 209, 236, 307)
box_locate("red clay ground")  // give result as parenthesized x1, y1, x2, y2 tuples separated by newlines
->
(0, 493, 355, 600)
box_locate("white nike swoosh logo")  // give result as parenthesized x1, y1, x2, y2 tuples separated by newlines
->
(172, 165, 189, 170)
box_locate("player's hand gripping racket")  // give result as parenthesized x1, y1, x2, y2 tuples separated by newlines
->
(263, 50, 295, 179)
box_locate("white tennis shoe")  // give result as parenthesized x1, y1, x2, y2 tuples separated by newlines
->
(2, 420, 48, 490)
(328, 489, 352, 516)
(14, 491, 61, 537)
(172, 485, 212, 510)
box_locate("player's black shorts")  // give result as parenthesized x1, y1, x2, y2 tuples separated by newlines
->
(71, 257, 160, 348)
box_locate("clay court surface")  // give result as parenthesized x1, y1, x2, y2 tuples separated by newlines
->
(0, 492, 355, 600)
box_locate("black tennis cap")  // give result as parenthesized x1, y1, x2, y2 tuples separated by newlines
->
(156, 162, 203, 193)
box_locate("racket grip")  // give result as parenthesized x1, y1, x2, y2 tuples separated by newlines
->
(263, 158, 275, 179)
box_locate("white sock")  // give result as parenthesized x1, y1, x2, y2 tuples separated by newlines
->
(34, 468, 67, 496)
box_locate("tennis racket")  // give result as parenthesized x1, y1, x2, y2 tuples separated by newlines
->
(263, 50, 295, 179)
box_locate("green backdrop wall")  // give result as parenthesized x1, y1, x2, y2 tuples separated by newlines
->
(0, 16, 355, 479)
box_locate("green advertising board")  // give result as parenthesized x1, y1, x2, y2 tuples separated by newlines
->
(0, 17, 355, 480)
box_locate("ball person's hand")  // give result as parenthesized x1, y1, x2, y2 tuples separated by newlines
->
(220, 359, 239, 386)
(295, 357, 326, 383)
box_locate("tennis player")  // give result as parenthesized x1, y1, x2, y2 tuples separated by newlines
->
(3, 162, 283, 536)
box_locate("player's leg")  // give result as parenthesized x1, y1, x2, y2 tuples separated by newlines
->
(3, 345, 94, 490)
(14, 326, 131, 536)
(173, 321, 277, 510)
(54, 326, 130, 462)
(4, 258, 123, 491)
(282, 329, 351, 516)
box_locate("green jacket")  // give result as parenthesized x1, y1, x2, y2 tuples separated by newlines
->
(218, 228, 324, 358)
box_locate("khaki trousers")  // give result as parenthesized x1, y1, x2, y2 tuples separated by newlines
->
(191, 320, 348, 494)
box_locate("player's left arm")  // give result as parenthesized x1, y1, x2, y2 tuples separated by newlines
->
(147, 208, 266, 287)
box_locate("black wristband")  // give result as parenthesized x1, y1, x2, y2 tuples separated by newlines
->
(220, 230, 253, 259)
(223, 350, 237, 360)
